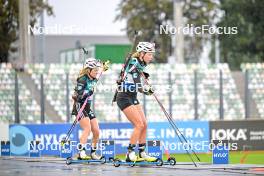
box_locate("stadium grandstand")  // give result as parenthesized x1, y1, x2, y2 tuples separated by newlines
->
(1, 62, 263, 123)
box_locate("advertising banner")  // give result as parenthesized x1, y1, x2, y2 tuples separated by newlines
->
(9, 121, 209, 156)
(210, 120, 264, 151)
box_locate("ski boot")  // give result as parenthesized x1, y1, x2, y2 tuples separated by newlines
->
(138, 143, 157, 162)
(139, 151, 157, 162)
(126, 151, 144, 162)
(125, 144, 144, 162)
(77, 149, 91, 160)
(91, 151, 103, 160)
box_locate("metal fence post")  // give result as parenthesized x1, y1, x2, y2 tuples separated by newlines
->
(219, 70, 224, 120)
(40, 74, 45, 123)
(14, 72, 20, 124)
(245, 70, 250, 119)
(194, 70, 198, 120)
(168, 72, 173, 117)
(66, 73, 70, 122)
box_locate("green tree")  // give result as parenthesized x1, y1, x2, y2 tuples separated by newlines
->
(217, 0, 264, 70)
(0, 0, 53, 63)
(116, 0, 173, 62)
(116, 0, 218, 63)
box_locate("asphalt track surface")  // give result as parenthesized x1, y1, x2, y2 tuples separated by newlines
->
(0, 157, 264, 176)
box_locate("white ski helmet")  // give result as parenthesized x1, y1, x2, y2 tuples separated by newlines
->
(136, 42, 155, 53)
(84, 58, 100, 69)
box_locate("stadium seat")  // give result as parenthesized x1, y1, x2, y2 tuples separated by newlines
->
(241, 63, 264, 118)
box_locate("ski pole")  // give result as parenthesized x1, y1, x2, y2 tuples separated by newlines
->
(152, 92, 198, 167)
(140, 72, 200, 167)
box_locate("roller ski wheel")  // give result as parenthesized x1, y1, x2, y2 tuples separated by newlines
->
(66, 157, 73, 165)
(109, 157, 114, 163)
(168, 157, 176, 166)
(113, 158, 121, 167)
(156, 158, 163, 166)
(129, 162, 135, 167)
(100, 156, 106, 164)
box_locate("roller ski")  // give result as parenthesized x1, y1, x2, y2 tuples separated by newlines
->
(66, 149, 106, 165)
(113, 150, 163, 167)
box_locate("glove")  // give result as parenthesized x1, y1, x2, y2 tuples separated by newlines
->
(102, 60, 110, 71)
(77, 89, 93, 103)
(72, 91, 78, 101)
(143, 85, 154, 95)
(71, 102, 77, 116)
(83, 89, 94, 98)
(143, 72, 150, 79)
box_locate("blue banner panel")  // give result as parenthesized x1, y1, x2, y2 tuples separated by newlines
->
(212, 140, 229, 164)
(101, 140, 115, 160)
(1, 141, 10, 156)
(147, 140, 162, 159)
(148, 121, 210, 153)
(60, 142, 73, 158)
(9, 124, 78, 156)
(29, 141, 41, 157)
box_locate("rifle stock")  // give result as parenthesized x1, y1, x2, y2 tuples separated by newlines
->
(112, 31, 140, 103)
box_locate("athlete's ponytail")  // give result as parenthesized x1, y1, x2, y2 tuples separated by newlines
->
(131, 52, 140, 58)
(78, 67, 90, 78)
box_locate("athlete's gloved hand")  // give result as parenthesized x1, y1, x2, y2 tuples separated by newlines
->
(71, 102, 78, 116)
(77, 89, 93, 102)
(72, 91, 78, 101)
(83, 89, 94, 98)
(143, 85, 154, 95)
(143, 72, 150, 79)
(102, 60, 110, 71)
